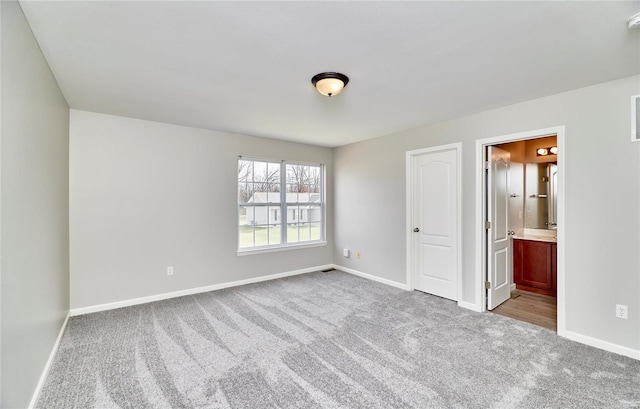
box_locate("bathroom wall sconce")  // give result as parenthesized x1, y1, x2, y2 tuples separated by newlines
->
(537, 146, 558, 156)
(311, 72, 349, 97)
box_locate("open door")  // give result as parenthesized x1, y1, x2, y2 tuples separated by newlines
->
(486, 146, 511, 310)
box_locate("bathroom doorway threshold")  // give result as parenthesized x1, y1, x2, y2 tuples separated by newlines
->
(491, 290, 557, 331)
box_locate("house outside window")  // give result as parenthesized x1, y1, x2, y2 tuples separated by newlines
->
(238, 158, 324, 251)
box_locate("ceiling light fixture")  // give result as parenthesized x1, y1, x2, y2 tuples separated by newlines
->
(311, 72, 349, 97)
(628, 12, 640, 29)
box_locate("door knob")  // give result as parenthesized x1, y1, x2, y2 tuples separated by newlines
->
(508, 230, 515, 235)
(413, 227, 420, 232)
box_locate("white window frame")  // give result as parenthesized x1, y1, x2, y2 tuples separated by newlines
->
(237, 157, 326, 255)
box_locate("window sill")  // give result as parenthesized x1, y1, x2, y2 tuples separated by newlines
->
(237, 241, 327, 256)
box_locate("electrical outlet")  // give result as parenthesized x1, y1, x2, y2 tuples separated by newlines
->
(616, 304, 628, 319)
(343, 248, 350, 258)
(167, 266, 174, 276)
(356, 251, 361, 259)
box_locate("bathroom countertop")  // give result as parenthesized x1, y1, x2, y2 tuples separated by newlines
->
(512, 234, 557, 243)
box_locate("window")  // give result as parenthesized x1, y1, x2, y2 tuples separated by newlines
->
(238, 158, 324, 251)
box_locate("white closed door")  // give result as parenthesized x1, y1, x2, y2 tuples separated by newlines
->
(412, 148, 459, 301)
(487, 146, 511, 310)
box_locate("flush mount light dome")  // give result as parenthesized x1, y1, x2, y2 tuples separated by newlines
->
(628, 12, 640, 29)
(311, 72, 349, 97)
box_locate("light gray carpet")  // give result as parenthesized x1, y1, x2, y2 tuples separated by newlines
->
(37, 270, 640, 408)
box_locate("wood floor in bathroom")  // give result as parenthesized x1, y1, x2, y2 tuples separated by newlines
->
(492, 290, 557, 331)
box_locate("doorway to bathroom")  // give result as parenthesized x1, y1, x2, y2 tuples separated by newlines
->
(476, 126, 565, 333)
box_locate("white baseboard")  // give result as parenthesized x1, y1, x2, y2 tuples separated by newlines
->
(457, 300, 482, 312)
(561, 329, 640, 360)
(331, 265, 481, 311)
(28, 312, 70, 409)
(332, 264, 410, 291)
(70, 264, 333, 316)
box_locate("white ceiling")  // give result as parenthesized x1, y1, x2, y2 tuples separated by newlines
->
(19, 1, 640, 147)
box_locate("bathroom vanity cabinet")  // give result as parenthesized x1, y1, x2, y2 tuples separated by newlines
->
(513, 238, 557, 297)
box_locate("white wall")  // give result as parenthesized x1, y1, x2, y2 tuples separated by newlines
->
(69, 110, 333, 309)
(0, 1, 70, 407)
(334, 75, 640, 354)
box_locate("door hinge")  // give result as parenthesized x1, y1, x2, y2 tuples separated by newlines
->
(485, 281, 491, 289)
(485, 161, 490, 170)
(484, 221, 491, 229)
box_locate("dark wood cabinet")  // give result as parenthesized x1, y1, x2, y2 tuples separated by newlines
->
(513, 238, 557, 297)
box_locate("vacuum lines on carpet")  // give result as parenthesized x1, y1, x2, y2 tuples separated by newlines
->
(37, 271, 640, 408)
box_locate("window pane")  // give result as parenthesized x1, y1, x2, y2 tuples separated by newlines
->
(309, 222, 321, 241)
(288, 166, 318, 197)
(307, 205, 321, 223)
(287, 223, 300, 243)
(287, 222, 315, 243)
(268, 224, 281, 245)
(268, 162, 281, 180)
(238, 160, 254, 183)
(250, 223, 282, 247)
(285, 188, 298, 204)
(268, 205, 282, 245)
(253, 161, 267, 181)
(287, 205, 301, 224)
(286, 164, 308, 194)
(286, 206, 321, 243)
(238, 207, 255, 248)
(253, 161, 279, 195)
(264, 189, 280, 203)
(309, 166, 320, 190)
(253, 225, 268, 247)
(239, 182, 255, 205)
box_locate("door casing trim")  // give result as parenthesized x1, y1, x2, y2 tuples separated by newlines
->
(406, 143, 463, 303)
(474, 126, 566, 336)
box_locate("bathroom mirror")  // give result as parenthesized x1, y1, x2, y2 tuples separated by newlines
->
(496, 135, 558, 234)
(524, 162, 557, 229)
